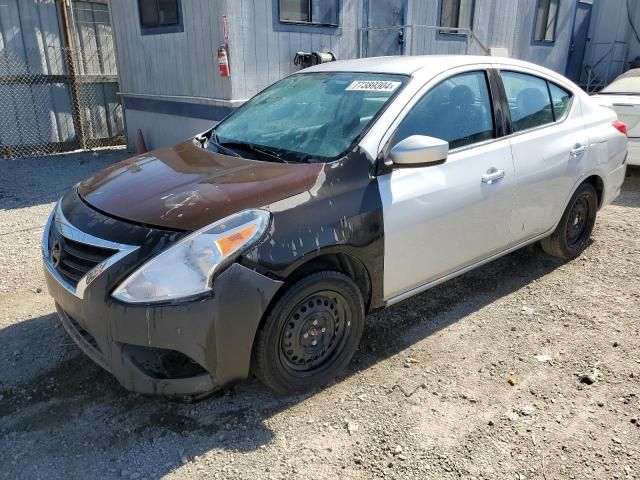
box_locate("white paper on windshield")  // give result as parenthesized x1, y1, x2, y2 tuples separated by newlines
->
(345, 80, 401, 93)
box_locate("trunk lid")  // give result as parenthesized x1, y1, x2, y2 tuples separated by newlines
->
(592, 94, 640, 138)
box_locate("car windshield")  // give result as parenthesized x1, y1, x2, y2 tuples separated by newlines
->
(600, 72, 640, 95)
(213, 72, 407, 162)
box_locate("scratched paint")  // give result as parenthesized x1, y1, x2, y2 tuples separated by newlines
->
(50, 187, 284, 396)
(50, 138, 384, 397)
(77, 140, 323, 231)
(248, 147, 386, 310)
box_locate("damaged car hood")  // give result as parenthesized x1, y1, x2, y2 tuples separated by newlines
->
(77, 141, 324, 231)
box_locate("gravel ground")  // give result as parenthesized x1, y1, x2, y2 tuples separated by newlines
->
(1, 151, 639, 480)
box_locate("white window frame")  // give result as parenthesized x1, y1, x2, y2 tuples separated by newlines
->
(533, 0, 560, 43)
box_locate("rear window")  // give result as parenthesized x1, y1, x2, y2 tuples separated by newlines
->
(501, 71, 573, 132)
(549, 82, 572, 120)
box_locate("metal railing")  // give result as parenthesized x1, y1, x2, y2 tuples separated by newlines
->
(583, 40, 628, 93)
(358, 24, 490, 58)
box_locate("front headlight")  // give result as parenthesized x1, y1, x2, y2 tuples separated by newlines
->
(112, 209, 270, 303)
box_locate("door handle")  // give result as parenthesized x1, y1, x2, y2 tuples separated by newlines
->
(570, 144, 586, 157)
(481, 168, 505, 184)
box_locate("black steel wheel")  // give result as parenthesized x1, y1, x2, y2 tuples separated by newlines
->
(541, 182, 597, 260)
(251, 271, 364, 395)
(565, 194, 591, 249)
(279, 290, 352, 373)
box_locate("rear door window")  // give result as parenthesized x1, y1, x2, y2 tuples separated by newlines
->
(501, 71, 554, 132)
(548, 82, 572, 121)
(391, 71, 495, 150)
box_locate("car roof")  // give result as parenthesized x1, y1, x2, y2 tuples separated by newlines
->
(302, 54, 560, 79)
(300, 54, 578, 92)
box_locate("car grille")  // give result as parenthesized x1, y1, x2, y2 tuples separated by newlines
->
(48, 224, 116, 287)
(66, 310, 101, 352)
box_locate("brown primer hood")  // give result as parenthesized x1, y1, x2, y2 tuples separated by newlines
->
(77, 141, 324, 231)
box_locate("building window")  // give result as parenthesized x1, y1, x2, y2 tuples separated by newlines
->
(533, 0, 559, 42)
(279, 0, 339, 26)
(439, 0, 475, 34)
(138, 0, 183, 34)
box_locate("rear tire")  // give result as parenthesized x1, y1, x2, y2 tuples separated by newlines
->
(251, 271, 365, 395)
(540, 183, 597, 260)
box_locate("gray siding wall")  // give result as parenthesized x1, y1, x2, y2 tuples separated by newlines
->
(401, 0, 576, 73)
(0, 0, 65, 74)
(109, 0, 365, 148)
(0, 0, 122, 151)
(0, 0, 75, 147)
(472, 0, 520, 52)
(510, 0, 577, 74)
(109, 0, 233, 105)
(72, 1, 116, 75)
(109, 0, 583, 149)
(408, 0, 519, 56)
(628, 0, 640, 64)
(229, 0, 577, 100)
(125, 109, 211, 148)
(226, 0, 363, 101)
(108, 0, 583, 104)
(583, 0, 640, 85)
(71, 0, 123, 142)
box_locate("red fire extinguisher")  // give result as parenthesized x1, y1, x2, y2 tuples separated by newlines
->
(218, 46, 230, 77)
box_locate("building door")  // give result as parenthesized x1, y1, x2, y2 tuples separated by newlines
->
(363, 0, 406, 57)
(566, 2, 592, 83)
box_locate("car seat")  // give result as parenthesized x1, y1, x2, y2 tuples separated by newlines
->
(515, 87, 551, 130)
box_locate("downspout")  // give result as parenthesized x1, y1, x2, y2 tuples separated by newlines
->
(58, 0, 86, 150)
(220, 0, 236, 103)
(105, 0, 129, 149)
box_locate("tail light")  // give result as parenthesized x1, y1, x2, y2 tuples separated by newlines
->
(612, 120, 628, 137)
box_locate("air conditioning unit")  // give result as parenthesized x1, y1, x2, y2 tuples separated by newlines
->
(490, 47, 510, 57)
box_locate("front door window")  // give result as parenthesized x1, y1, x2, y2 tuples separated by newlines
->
(391, 71, 495, 150)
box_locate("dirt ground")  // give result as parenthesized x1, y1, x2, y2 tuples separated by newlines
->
(1, 151, 639, 480)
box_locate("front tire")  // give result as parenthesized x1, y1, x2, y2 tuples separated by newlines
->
(540, 183, 597, 260)
(251, 271, 365, 395)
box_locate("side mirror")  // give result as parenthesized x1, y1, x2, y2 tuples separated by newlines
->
(388, 135, 449, 167)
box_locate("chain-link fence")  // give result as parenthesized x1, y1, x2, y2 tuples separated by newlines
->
(0, 47, 74, 159)
(0, 1, 124, 160)
(70, 0, 124, 151)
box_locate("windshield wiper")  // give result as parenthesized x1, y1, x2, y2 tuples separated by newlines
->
(596, 91, 638, 96)
(197, 131, 244, 158)
(219, 141, 289, 163)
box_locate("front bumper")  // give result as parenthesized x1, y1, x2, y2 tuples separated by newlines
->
(43, 196, 282, 397)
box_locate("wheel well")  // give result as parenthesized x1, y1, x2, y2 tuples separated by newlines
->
(285, 253, 373, 313)
(583, 175, 604, 208)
